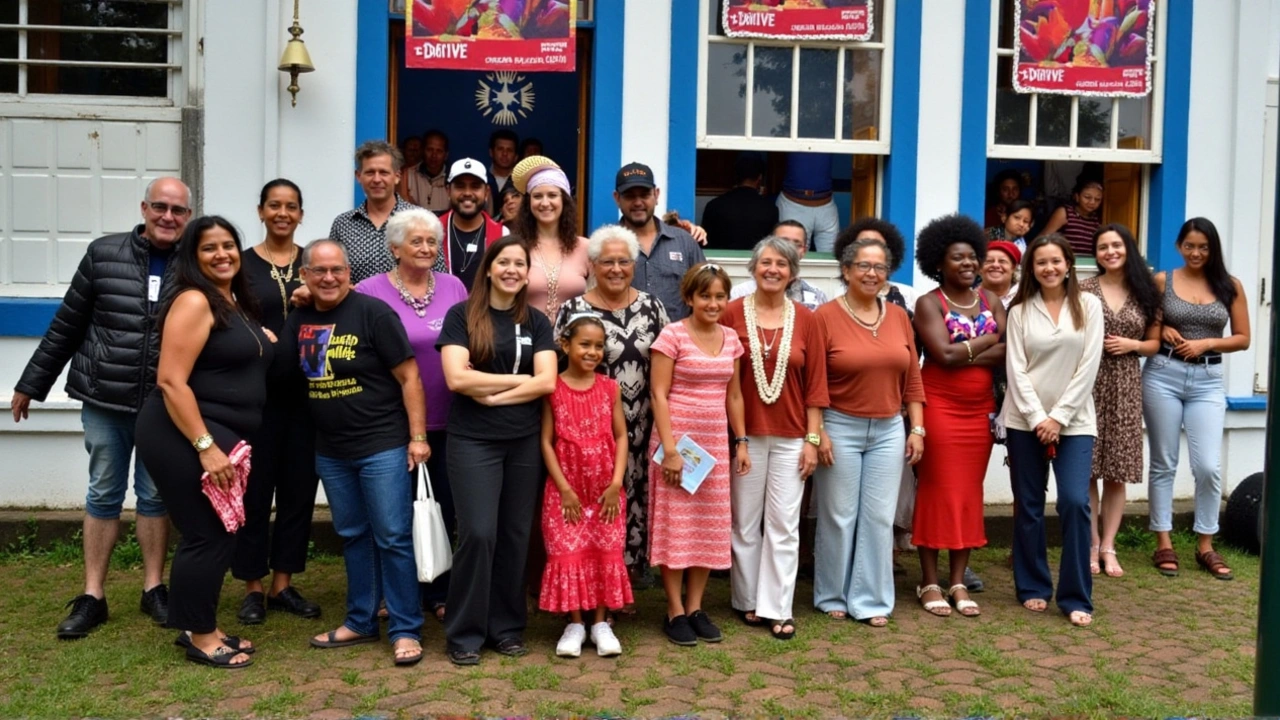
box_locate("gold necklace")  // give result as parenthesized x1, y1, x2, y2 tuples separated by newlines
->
(236, 308, 263, 357)
(840, 295, 885, 337)
(265, 244, 296, 320)
(533, 243, 564, 318)
(941, 287, 979, 309)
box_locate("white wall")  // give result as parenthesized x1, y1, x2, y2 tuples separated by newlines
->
(202, 0, 357, 248)
(620, 0, 673, 213)
(912, 0, 965, 241)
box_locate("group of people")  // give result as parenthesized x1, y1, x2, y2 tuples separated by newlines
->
(10, 146, 1249, 668)
(983, 168, 1105, 259)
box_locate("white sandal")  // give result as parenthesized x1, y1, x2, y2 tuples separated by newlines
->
(916, 584, 951, 617)
(948, 584, 980, 617)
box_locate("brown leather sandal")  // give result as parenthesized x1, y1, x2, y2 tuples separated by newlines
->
(1152, 548, 1179, 577)
(1195, 550, 1233, 581)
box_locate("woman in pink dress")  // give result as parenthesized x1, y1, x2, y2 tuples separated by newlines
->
(649, 263, 750, 647)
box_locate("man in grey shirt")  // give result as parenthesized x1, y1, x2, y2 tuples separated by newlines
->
(614, 162, 705, 321)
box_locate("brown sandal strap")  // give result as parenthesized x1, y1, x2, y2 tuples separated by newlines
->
(1152, 548, 1179, 569)
(1196, 551, 1230, 573)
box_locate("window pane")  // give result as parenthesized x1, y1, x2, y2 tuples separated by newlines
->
(24, 29, 169, 96)
(0, 0, 15, 23)
(752, 46, 793, 138)
(1077, 97, 1113, 148)
(996, 0, 1015, 49)
(843, 49, 880, 140)
(0, 31, 13, 93)
(1035, 95, 1072, 147)
(993, 58, 1029, 145)
(798, 48, 838, 139)
(708, 0, 726, 36)
(705, 43, 747, 136)
(1116, 95, 1152, 151)
(33, 1, 168, 29)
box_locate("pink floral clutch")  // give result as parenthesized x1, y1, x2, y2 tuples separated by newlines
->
(200, 440, 252, 533)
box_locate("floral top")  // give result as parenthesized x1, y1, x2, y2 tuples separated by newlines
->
(937, 289, 999, 343)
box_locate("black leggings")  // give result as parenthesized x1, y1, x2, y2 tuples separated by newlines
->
(231, 393, 319, 581)
(135, 398, 243, 634)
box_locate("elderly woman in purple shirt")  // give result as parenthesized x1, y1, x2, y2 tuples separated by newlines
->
(355, 207, 469, 620)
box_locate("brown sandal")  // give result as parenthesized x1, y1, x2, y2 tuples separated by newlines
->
(1195, 550, 1233, 581)
(1152, 548, 1179, 577)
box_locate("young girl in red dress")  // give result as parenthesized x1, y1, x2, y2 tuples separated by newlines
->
(539, 313, 632, 658)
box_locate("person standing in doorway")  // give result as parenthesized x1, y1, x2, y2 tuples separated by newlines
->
(486, 129, 519, 215)
(329, 140, 421, 284)
(701, 153, 778, 250)
(437, 158, 510, 291)
(614, 162, 705, 321)
(400, 129, 451, 214)
(12, 176, 192, 639)
(776, 153, 840, 253)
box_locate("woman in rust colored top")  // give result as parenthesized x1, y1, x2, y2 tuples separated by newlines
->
(812, 237, 925, 627)
(721, 236, 828, 641)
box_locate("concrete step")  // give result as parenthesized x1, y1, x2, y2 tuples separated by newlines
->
(0, 501, 1203, 555)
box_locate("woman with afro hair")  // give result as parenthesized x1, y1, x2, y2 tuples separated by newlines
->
(910, 214, 1006, 618)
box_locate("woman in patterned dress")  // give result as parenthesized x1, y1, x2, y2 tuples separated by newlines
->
(555, 225, 670, 591)
(648, 263, 750, 646)
(1080, 224, 1161, 578)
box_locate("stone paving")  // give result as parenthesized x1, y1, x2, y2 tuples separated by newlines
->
(0, 545, 1259, 718)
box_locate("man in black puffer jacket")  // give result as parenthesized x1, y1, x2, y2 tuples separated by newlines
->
(11, 176, 191, 639)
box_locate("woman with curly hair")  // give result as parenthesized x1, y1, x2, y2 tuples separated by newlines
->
(510, 156, 590, 320)
(1079, 224, 1160, 578)
(833, 218, 914, 316)
(910, 215, 1005, 618)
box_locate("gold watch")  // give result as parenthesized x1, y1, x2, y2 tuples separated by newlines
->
(805, 433, 822, 446)
(910, 426, 927, 438)
(192, 433, 214, 452)
(411, 434, 428, 442)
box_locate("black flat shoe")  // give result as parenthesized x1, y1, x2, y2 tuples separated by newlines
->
(140, 584, 169, 626)
(687, 610, 723, 643)
(267, 587, 321, 618)
(448, 649, 481, 666)
(174, 631, 256, 655)
(238, 592, 266, 625)
(663, 615, 697, 647)
(493, 637, 528, 657)
(56, 594, 108, 640)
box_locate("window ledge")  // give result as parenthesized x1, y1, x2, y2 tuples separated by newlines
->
(1227, 395, 1268, 412)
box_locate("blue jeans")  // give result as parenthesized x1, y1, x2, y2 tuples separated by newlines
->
(812, 411, 903, 620)
(1007, 430, 1094, 615)
(1142, 354, 1226, 534)
(316, 447, 422, 644)
(82, 404, 165, 519)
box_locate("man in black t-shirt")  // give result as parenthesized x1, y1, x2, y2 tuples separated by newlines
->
(435, 158, 509, 292)
(280, 238, 430, 665)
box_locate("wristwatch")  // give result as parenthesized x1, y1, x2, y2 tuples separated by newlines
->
(411, 434, 428, 442)
(732, 436, 750, 447)
(805, 433, 822, 446)
(910, 426, 927, 438)
(192, 433, 215, 452)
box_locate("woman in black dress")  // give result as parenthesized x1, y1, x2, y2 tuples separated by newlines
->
(136, 216, 274, 668)
(232, 179, 322, 624)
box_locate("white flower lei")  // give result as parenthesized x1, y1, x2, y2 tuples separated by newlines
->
(744, 293, 794, 405)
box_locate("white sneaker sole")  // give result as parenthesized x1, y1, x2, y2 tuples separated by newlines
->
(556, 646, 582, 658)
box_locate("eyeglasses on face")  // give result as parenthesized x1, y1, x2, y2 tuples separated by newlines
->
(148, 202, 192, 217)
(851, 262, 890, 276)
(595, 258, 634, 268)
(305, 265, 350, 277)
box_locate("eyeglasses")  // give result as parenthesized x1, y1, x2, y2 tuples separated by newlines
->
(596, 258, 634, 268)
(148, 201, 192, 217)
(851, 262, 890, 276)
(305, 265, 349, 277)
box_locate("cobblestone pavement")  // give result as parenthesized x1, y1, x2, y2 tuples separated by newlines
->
(0, 544, 1258, 718)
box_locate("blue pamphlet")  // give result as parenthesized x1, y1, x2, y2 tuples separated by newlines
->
(652, 434, 717, 494)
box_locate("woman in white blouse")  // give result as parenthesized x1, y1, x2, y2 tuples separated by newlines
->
(1001, 234, 1103, 627)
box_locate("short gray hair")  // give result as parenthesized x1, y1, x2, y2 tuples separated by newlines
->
(354, 140, 403, 172)
(840, 237, 894, 269)
(301, 238, 347, 267)
(746, 235, 801, 278)
(386, 208, 443, 251)
(586, 224, 640, 261)
(143, 177, 192, 204)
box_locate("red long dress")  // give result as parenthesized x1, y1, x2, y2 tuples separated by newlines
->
(539, 375, 634, 613)
(912, 291, 998, 550)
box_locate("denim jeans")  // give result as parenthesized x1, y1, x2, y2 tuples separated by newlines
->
(316, 447, 422, 644)
(775, 194, 840, 253)
(812, 411, 903, 620)
(1007, 429, 1094, 615)
(1142, 354, 1226, 534)
(82, 404, 165, 519)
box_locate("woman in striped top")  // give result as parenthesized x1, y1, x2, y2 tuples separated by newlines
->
(1042, 179, 1103, 258)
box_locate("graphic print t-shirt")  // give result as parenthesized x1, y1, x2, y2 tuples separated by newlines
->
(435, 303, 556, 440)
(282, 292, 415, 459)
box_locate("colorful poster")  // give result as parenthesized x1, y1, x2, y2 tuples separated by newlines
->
(1014, 0, 1155, 97)
(407, 0, 576, 72)
(721, 0, 873, 41)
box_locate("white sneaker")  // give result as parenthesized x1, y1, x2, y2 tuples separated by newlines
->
(556, 623, 586, 658)
(589, 621, 622, 657)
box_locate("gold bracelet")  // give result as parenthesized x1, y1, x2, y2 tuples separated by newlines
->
(963, 340, 974, 363)
(411, 434, 428, 442)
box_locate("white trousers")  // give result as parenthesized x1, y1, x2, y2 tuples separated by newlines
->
(730, 435, 805, 620)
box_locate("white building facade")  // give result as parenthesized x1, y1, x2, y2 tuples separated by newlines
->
(1, 0, 1277, 509)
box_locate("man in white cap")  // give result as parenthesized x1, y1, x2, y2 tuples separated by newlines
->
(435, 158, 509, 290)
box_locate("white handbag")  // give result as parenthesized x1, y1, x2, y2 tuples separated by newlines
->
(412, 464, 453, 582)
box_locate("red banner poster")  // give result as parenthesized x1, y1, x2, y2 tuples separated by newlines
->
(721, 0, 873, 41)
(407, 0, 576, 72)
(1013, 0, 1155, 97)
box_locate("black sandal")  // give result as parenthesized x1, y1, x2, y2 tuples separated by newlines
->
(770, 618, 796, 640)
(185, 643, 253, 669)
(448, 649, 481, 666)
(735, 609, 765, 627)
(173, 631, 256, 655)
